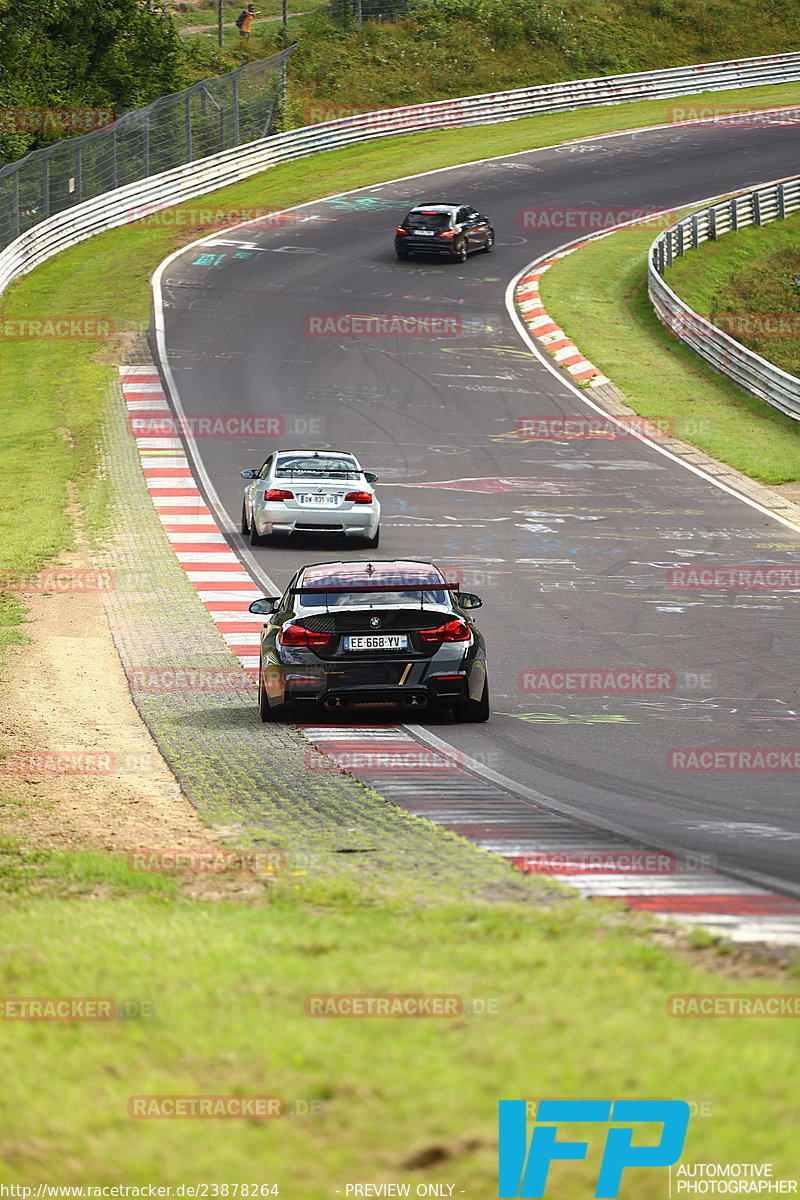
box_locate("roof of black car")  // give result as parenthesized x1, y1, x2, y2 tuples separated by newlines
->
(297, 560, 448, 592)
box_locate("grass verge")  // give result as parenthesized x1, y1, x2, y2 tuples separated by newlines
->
(0, 866, 798, 1188)
(538, 217, 800, 485)
(665, 208, 800, 379)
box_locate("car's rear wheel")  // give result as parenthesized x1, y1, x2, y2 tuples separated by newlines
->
(396, 247, 410, 260)
(484, 230, 494, 253)
(363, 527, 380, 550)
(258, 672, 291, 722)
(455, 239, 469, 263)
(452, 677, 490, 723)
(249, 516, 264, 547)
(240, 501, 249, 535)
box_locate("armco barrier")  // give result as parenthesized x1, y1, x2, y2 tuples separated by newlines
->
(648, 178, 800, 421)
(4, 50, 800, 299)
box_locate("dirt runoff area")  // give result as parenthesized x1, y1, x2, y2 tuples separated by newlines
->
(0, 548, 250, 879)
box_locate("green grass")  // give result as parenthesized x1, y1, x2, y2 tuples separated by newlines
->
(538, 217, 800, 485)
(3, 87, 800, 1185)
(175, 0, 800, 121)
(665, 208, 800, 378)
(0, 871, 797, 1188)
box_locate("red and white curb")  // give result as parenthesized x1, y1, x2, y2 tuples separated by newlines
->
(120, 365, 800, 946)
(122, 366, 264, 678)
(515, 252, 610, 387)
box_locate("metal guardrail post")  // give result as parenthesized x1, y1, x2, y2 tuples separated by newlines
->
(730, 196, 738, 231)
(753, 191, 762, 226)
(778, 182, 786, 220)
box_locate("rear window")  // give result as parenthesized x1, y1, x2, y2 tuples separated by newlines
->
(298, 589, 449, 609)
(275, 456, 359, 478)
(405, 211, 451, 231)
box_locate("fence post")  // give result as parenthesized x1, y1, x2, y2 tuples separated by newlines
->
(143, 110, 151, 177)
(691, 212, 699, 248)
(11, 169, 20, 238)
(753, 191, 761, 225)
(355, 0, 362, 23)
(778, 181, 786, 220)
(232, 74, 240, 145)
(111, 125, 118, 190)
(42, 154, 50, 219)
(283, 0, 288, 31)
(708, 206, 717, 240)
(185, 91, 193, 162)
(730, 195, 738, 231)
(75, 144, 82, 204)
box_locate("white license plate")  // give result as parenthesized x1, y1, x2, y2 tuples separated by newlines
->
(297, 494, 339, 506)
(416, 230, 436, 236)
(343, 634, 408, 651)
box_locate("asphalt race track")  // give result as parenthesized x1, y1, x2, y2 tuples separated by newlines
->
(154, 116, 800, 893)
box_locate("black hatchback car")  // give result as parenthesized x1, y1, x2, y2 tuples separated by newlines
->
(248, 559, 490, 722)
(395, 203, 494, 261)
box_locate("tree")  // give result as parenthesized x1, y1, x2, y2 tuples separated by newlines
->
(0, 0, 187, 162)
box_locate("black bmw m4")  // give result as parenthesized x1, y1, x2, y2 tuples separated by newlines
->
(249, 559, 489, 723)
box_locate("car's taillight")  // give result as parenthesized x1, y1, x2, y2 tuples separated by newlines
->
(438, 230, 457, 238)
(263, 489, 294, 502)
(419, 619, 471, 644)
(396, 226, 409, 235)
(279, 623, 331, 648)
(344, 491, 373, 504)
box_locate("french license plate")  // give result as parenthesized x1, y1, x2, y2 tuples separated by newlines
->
(343, 634, 408, 651)
(298, 494, 339, 506)
(416, 230, 435, 236)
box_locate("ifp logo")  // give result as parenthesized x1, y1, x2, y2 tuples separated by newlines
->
(498, 1099, 690, 1198)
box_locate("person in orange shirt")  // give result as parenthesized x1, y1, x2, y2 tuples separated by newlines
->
(236, 3, 260, 38)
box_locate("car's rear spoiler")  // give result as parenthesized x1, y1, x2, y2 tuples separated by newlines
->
(290, 583, 449, 594)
